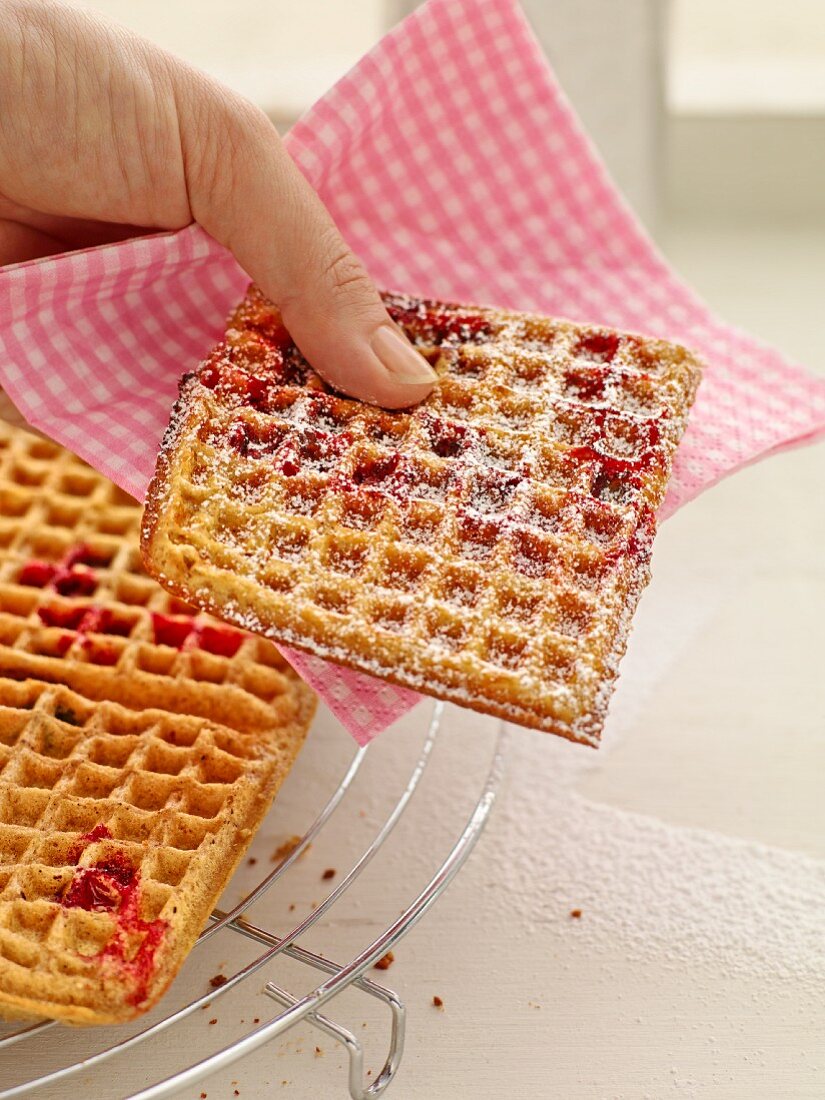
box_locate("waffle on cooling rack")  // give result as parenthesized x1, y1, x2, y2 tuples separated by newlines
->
(142, 286, 701, 745)
(0, 420, 315, 1024)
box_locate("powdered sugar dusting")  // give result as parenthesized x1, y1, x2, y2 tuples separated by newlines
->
(496, 780, 825, 984)
(142, 285, 701, 744)
(487, 576, 825, 988)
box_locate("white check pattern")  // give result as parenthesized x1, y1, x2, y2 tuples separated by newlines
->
(1, 0, 823, 742)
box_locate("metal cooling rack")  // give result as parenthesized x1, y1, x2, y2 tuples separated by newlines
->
(0, 702, 506, 1099)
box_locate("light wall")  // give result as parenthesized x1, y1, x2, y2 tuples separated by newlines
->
(75, 0, 384, 118)
(669, 0, 825, 112)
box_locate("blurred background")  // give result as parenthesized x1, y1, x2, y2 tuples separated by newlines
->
(77, 0, 824, 373)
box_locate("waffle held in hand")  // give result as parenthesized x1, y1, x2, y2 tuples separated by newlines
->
(0, 420, 315, 1024)
(142, 287, 701, 745)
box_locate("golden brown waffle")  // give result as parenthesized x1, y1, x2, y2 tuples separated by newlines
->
(0, 419, 315, 1024)
(142, 286, 701, 745)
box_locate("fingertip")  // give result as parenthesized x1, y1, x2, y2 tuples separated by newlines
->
(370, 324, 438, 387)
(367, 378, 437, 410)
(281, 305, 438, 411)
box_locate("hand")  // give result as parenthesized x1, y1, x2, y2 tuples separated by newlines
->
(0, 1, 437, 408)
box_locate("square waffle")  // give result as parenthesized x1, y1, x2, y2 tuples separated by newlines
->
(142, 286, 701, 745)
(0, 418, 315, 1024)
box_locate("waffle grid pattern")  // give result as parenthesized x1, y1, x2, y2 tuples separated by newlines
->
(0, 422, 315, 1024)
(1, 0, 823, 744)
(143, 288, 701, 744)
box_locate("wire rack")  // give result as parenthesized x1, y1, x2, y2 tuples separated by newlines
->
(0, 701, 506, 1099)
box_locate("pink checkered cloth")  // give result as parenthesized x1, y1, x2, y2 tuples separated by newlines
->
(1, 0, 824, 744)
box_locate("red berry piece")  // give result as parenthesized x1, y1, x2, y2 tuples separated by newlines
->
(424, 416, 469, 458)
(227, 421, 250, 455)
(151, 613, 195, 649)
(353, 453, 402, 486)
(564, 367, 608, 403)
(18, 560, 57, 587)
(84, 641, 120, 666)
(62, 543, 106, 569)
(577, 332, 620, 363)
(38, 605, 88, 631)
(199, 363, 222, 389)
(78, 607, 114, 635)
(457, 510, 504, 547)
(53, 568, 97, 597)
(246, 376, 269, 405)
(196, 624, 245, 658)
(429, 310, 492, 344)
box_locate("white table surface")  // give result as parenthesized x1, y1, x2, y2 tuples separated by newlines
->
(1, 220, 823, 1099)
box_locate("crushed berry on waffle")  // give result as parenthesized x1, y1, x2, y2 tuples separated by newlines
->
(0, 420, 314, 1024)
(142, 285, 701, 745)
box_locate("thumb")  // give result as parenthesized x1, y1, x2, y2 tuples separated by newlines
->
(178, 82, 437, 409)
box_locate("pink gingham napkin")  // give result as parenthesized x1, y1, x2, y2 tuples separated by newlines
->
(1, 0, 824, 744)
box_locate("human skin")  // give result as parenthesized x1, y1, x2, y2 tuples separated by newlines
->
(0, 0, 437, 407)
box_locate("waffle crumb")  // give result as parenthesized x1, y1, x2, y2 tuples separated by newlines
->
(321, 868, 336, 881)
(315, 1046, 323, 1056)
(373, 951, 395, 970)
(141, 285, 701, 744)
(433, 995, 444, 1008)
(570, 908, 582, 919)
(209, 1018, 218, 1025)
(210, 974, 228, 988)
(271, 836, 307, 863)
(0, 421, 316, 1027)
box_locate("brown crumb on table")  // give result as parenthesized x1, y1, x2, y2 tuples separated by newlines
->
(247, 857, 257, 866)
(234, 1092, 240, 1097)
(200, 1094, 207, 1099)
(321, 867, 336, 881)
(210, 973, 228, 988)
(569, 908, 582, 919)
(209, 1018, 217, 1025)
(315, 1046, 323, 1056)
(373, 950, 394, 971)
(432, 995, 444, 1008)
(253, 1017, 260, 1024)
(271, 835, 307, 863)
(288, 903, 295, 911)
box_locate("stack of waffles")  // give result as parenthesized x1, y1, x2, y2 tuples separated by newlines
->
(142, 286, 702, 746)
(0, 418, 315, 1023)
